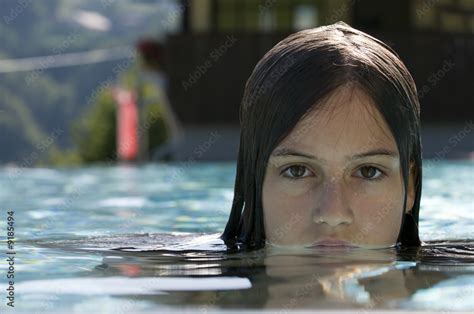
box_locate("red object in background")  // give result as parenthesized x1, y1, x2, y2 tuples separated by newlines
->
(112, 88, 138, 161)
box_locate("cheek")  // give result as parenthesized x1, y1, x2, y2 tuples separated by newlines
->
(262, 176, 314, 241)
(349, 180, 405, 244)
(271, 178, 315, 197)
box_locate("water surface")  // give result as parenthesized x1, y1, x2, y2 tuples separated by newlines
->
(0, 160, 472, 312)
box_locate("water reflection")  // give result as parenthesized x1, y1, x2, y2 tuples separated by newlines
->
(26, 233, 473, 310)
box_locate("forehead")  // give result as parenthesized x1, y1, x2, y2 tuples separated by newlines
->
(280, 85, 397, 156)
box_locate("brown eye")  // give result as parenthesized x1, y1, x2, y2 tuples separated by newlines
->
(282, 165, 311, 179)
(357, 166, 384, 180)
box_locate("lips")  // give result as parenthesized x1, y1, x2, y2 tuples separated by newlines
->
(307, 237, 356, 248)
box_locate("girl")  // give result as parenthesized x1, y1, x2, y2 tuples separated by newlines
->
(221, 21, 422, 250)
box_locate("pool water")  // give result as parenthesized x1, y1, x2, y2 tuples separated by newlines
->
(0, 160, 473, 313)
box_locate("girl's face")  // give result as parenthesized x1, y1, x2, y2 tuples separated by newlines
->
(262, 85, 415, 249)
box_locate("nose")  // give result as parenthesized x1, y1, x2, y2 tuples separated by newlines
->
(313, 178, 354, 227)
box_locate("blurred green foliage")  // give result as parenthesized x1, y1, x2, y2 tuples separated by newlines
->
(72, 90, 118, 163)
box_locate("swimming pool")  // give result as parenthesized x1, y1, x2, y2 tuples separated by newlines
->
(0, 160, 473, 313)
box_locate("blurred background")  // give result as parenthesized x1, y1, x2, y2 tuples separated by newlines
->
(0, 0, 473, 166)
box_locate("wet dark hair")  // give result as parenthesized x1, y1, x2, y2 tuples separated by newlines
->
(220, 21, 422, 250)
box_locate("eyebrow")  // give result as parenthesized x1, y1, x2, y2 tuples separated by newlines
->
(270, 147, 399, 163)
